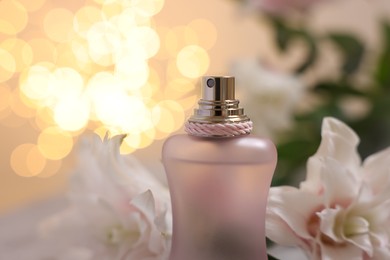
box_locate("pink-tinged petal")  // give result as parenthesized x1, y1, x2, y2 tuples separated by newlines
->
(320, 242, 363, 260)
(266, 211, 302, 246)
(302, 117, 361, 193)
(352, 184, 390, 222)
(301, 156, 323, 194)
(372, 246, 390, 260)
(320, 157, 359, 207)
(370, 229, 390, 250)
(267, 186, 322, 241)
(130, 190, 168, 254)
(59, 248, 94, 260)
(318, 118, 360, 167)
(131, 190, 156, 224)
(154, 208, 172, 236)
(362, 147, 390, 194)
(346, 232, 373, 257)
(366, 199, 390, 239)
(318, 206, 345, 243)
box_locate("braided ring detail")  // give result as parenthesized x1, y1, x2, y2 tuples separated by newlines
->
(185, 121, 253, 137)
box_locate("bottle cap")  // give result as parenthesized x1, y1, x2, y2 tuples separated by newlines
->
(185, 76, 253, 137)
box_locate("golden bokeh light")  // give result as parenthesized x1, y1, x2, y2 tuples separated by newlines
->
(176, 94, 199, 111)
(111, 8, 150, 34)
(18, 87, 42, 109)
(93, 0, 116, 5)
(154, 26, 170, 60)
(26, 145, 47, 176)
(10, 88, 36, 118)
(49, 67, 84, 100)
(74, 6, 104, 38)
(86, 72, 122, 121)
(33, 107, 56, 131)
(138, 128, 156, 148)
(37, 127, 74, 160)
(55, 44, 84, 69)
(53, 96, 90, 132)
(188, 19, 217, 50)
(94, 91, 152, 133)
(120, 128, 156, 154)
(115, 58, 149, 91)
(176, 45, 210, 78)
(0, 84, 11, 113)
(164, 29, 178, 56)
(125, 26, 160, 59)
(120, 134, 141, 154)
(0, 38, 33, 73)
(146, 66, 161, 91)
(163, 26, 203, 58)
(36, 159, 62, 178)
(43, 8, 74, 43)
(152, 100, 185, 135)
(2, 0, 218, 177)
(101, 1, 125, 18)
(165, 78, 196, 100)
(0, 0, 28, 35)
(86, 21, 121, 66)
(20, 64, 53, 102)
(0, 48, 16, 83)
(27, 38, 57, 63)
(166, 60, 184, 81)
(126, 0, 165, 18)
(18, 0, 47, 13)
(11, 144, 46, 177)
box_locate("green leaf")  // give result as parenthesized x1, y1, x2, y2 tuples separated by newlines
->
(314, 81, 365, 97)
(278, 139, 316, 160)
(273, 136, 319, 186)
(295, 32, 318, 74)
(328, 34, 365, 75)
(269, 18, 318, 73)
(270, 18, 294, 52)
(375, 23, 390, 88)
(268, 254, 280, 260)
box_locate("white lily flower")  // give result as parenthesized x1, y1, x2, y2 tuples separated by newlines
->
(40, 134, 172, 260)
(267, 117, 390, 259)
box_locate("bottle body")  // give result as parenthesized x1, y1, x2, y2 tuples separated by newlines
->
(162, 134, 277, 260)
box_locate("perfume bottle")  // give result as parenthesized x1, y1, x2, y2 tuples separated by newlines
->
(162, 76, 277, 260)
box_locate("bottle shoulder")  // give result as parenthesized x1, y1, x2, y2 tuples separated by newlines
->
(162, 134, 277, 164)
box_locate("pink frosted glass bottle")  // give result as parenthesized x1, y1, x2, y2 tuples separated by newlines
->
(162, 76, 277, 260)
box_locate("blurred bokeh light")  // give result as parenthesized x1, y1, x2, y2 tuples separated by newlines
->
(1, 0, 217, 179)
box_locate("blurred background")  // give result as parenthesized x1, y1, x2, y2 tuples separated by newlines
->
(1, 0, 390, 216)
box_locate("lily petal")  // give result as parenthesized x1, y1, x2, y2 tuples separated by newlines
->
(318, 206, 345, 243)
(320, 242, 363, 260)
(267, 186, 322, 241)
(318, 118, 360, 168)
(346, 232, 373, 257)
(302, 118, 361, 193)
(362, 147, 390, 194)
(266, 211, 302, 246)
(131, 190, 156, 224)
(320, 157, 359, 207)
